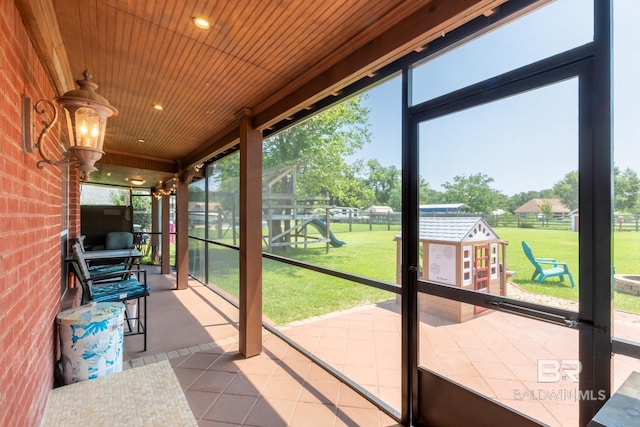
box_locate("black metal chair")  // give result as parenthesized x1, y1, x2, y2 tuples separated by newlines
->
(71, 242, 150, 351)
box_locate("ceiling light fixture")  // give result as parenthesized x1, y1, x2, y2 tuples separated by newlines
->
(129, 178, 145, 186)
(22, 70, 118, 181)
(153, 104, 164, 111)
(192, 16, 211, 29)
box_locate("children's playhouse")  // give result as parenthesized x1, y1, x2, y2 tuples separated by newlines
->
(395, 216, 508, 323)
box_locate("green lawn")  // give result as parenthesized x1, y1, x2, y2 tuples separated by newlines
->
(496, 227, 640, 314)
(197, 224, 640, 324)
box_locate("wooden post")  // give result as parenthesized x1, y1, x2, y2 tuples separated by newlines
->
(238, 108, 263, 357)
(175, 180, 189, 290)
(161, 193, 171, 274)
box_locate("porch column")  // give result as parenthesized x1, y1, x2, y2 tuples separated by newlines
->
(238, 108, 263, 357)
(161, 194, 171, 274)
(175, 180, 189, 290)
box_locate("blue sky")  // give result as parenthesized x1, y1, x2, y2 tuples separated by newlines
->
(351, 0, 638, 197)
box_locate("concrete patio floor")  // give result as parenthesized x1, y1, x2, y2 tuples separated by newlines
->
(118, 267, 640, 427)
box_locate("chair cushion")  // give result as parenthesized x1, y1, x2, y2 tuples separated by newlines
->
(105, 232, 134, 250)
(91, 279, 150, 302)
(89, 264, 127, 275)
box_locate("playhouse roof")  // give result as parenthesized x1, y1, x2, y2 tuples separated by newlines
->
(396, 216, 499, 242)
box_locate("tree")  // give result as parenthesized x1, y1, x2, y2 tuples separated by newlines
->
(263, 96, 371, 249)
(440, 173, 504, 214)
(418, 179, 445, 205)
(263, 96, 371, 206)
(552, 171, 579, 211)
(110, 190, 152, 230)
(538, 199, 553, 226)
(365, 160, 400, 207)
(614, 166, 640, 212)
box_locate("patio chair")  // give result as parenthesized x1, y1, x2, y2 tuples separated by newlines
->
(71, 242, 150, 351)
(75, 235, 131, 276)
(522, 241, 575, 288)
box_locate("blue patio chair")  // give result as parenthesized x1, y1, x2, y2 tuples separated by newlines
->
(71, 243, 150, 351)
(76, 234, 130, 275)
(522, 241, 575, 288)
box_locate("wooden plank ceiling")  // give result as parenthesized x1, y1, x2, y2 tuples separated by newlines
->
(24, 0, 506, 188)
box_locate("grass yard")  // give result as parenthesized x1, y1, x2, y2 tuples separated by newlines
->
(496, 227, 640, 314)
(198, 223, 640, 324)
(204, 229, 399, 324)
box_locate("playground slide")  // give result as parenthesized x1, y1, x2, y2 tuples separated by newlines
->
(309, 219, 346, 247)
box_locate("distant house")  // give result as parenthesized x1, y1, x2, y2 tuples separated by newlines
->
(419, 203, 469, 214)
(365, 205, 393, 214)
(514, 198, 570, 217)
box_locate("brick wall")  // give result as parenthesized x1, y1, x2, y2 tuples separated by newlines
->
(0, 2, 74, 426)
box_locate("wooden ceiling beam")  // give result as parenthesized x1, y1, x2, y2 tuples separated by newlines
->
(14, 0, 74, 95)
(99, 151, 177, 173)
(181, 124, 240, 169)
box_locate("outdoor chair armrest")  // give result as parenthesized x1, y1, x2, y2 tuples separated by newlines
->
(534, 257, 557, 263)
(535, 259, 570, 269)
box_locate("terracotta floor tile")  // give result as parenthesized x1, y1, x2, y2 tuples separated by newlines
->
(184, 389, 219, 419)
(376, 386, 401, 412)
(240, 354, 280, 376)
(318, 336, 348, 351)
(437, 359, 480, 378)
(207, 354, 245, 373)
(335, 405, 382, 427)
(179, 352, 221, 370)
(486, 378, 526, 400)
(189, 370, 237, 393)
(472, 361, 517, 380)
(173, 366, 205, 390)
(289, 402, 338, 427)
(244, 397, 296, 427)
(224, 373, 270, 397)
(306, 363, 339, 382)
(273, 359, 311, 379)
(202, 393, 258, 424)
(298, 379, 341, 405)
(261, 376, 304, 400)
(337, 384, 376, 409)
(343, 364, 378, 387)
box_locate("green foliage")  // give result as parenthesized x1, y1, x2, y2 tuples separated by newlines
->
(441, 173, 505, 214)
(614, 166, 640, 212)
(553, 170, 579, 211)
(538, 199, 553, 216)
(364, 159, 401, 210)
(109, 190, 152, 230)
(264, 96, 372, 207)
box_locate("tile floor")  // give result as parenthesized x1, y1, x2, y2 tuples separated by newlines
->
(120, 267, 640, 427)
(123, 268, 401, 427)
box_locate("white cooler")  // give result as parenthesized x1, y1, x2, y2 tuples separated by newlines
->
(56, 301, 125, 384)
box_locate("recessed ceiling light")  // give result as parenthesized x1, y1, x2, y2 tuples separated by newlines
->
(153, 104, 164, 111)
(192, 16, 211, 29)
(137, 139, 145, 143)
(130, 179, 146, 186)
